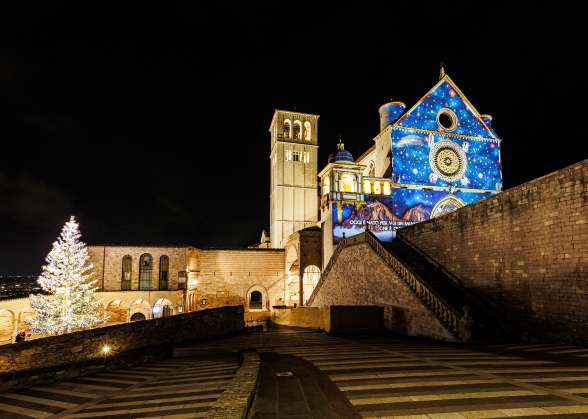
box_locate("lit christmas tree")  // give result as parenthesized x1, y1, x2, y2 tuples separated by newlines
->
(26, 216, 106, 335)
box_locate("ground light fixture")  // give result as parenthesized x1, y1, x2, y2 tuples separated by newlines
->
(103, 345, 111, 371)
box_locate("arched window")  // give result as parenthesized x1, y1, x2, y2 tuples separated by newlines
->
(374, 181, 381, 194)
(363, 180, 371, 194)
(159, 255, 169, 290)
(383, 182, 391, 196)
(368, 161, 375, 177)
(303, 265, 321, 304)
(139, 254, 152, 291)
(340, 173, 357, 192)
(323, 176, 330, 195)
(304, 121, 311, 140)
(283, 119, 291, 138)
(293, 121, 302, 139)
(121, 255, 132, 291)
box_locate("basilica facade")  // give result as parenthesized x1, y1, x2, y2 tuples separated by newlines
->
(84, 71, 502, 321)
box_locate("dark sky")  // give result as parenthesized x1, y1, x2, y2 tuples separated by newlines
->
(0, 2, 585, 275)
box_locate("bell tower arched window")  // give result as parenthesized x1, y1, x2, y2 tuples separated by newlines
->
(293, 120, 302, 139)
(139, 254, 152, 291)
(304, 121, 311, 140)
(283, 119, 291, 138)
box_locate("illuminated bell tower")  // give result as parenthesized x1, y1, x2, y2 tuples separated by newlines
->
(269, 110, 319, 248)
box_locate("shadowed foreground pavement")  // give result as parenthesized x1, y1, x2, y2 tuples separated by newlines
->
(2, 325, 588, 418)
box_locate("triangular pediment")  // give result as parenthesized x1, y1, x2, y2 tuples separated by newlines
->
(395, 75, 499, 139)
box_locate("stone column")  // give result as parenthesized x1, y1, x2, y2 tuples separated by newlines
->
(11, 319, 18, 343)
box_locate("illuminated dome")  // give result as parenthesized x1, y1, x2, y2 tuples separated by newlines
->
(328, 140, 354, 164)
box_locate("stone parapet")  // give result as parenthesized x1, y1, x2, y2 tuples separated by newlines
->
(0, 306, 244, 393)
(205, 349, 260, 419)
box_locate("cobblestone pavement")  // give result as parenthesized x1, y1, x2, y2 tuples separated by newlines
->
(2, 326, 588, 418)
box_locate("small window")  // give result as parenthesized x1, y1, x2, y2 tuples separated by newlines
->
(436, 108, 458, 131)
(304, 121, 311, 140)
(159, 255, 169, 290)
(323, 177, 330, 195)
(121, 255, 132, 291)
(292, 151, 301, 162)
(368, 161, 375, 177)
(383, 182, 391, 196)
(285, 149, 292, 161)
(374, 181, 381, 194)
(303, 151, 310, 163)
(363, 180, 371, 194)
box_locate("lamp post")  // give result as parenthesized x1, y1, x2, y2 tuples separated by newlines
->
(103, 345, 110, 371)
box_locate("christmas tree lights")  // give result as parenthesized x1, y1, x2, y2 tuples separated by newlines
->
(26, 216, 107, 335)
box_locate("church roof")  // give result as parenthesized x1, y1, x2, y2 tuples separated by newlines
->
(328, 140, 354, 164)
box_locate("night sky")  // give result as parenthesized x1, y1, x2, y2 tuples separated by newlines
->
(0, 2, 585, 275)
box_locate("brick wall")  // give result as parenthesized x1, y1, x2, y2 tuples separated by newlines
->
(88, 245, 190, 291)
(193, 249, 284, 311)
(398, 159, 588, 345)
(0, 306, 244, 393)
(311, 242, 457, 342)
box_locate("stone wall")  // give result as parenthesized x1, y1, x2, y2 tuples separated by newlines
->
(205, 349, 260, 419)
(272, 307, 331, 331)
(0, 306, 244, 393)
(398, 159, 588, 345)
(192, 248, 285, 312)
(88, 245, 191, 291)
(310, 242, 457, 342)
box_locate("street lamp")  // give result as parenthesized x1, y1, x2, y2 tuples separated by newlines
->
(103, 345, 110, 371)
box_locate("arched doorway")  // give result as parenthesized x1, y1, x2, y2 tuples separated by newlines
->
(0, 310, 15, 337)
(285, 245, 299, 306)
(106, 300, 128, 324)
(250, 291, 262, 310)
(246, 285, 268, 311)
(130, 312, 146, 322)
(153, 298, 174, 318)
(129, 299, 151, 321)
(302, 265, 321, 305)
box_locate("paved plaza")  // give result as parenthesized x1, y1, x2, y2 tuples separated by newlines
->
(2, 326, 588, 418)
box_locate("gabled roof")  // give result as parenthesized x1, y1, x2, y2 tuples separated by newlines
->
(395, 74, 499, 140)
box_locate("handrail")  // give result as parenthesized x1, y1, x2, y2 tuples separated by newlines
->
(361, 230, 463, 338)
(306, 230, 469, 341)
(395, 231, 511, 333)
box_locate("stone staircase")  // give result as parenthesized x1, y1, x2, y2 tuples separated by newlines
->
(308, 230, 509, 343)
(386, 236, 509, 342)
